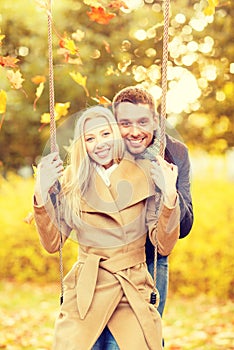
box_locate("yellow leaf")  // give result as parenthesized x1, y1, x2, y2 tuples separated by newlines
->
(24, 211, 34, 224)
(32, 165, 37, 178)
(40, 102, 71, 124)
(6, 69, 24, 89)
(0, 90, 7, 114)
(69, 71, 89, 96)
(63, 38, 79, 55)
(40, 112, 50, 124)
(33, 82, 45, 110)
(0, 34, 5, 43)
(84, 0, 103, 8)
(54, 102, 71, 119)
(204, 0, 219, 16)
(36, 82, 45, 98)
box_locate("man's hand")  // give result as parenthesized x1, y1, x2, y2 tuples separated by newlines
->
(150, 155, 178, 208)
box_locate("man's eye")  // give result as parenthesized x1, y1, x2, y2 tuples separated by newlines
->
(139, 120, 148, 126)
(120, 121, 130, 127)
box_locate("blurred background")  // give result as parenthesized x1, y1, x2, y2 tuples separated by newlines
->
(0, 0, 234, 349)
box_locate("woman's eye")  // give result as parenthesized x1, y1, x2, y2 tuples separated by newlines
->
(103, 131, 111, 137)
(85, 137, 94, 142)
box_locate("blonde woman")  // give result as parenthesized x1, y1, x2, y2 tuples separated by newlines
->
(34, 106, 180, 350)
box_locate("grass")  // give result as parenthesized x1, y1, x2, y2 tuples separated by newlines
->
(0, 281, 233, 350)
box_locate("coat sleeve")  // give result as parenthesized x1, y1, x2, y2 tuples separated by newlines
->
(33, 196, 72, 254)
(176, 146, 194, 238)
(146, 195, 180, 256)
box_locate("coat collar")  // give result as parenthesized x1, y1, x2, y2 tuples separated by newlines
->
(82, 153, 154, 213)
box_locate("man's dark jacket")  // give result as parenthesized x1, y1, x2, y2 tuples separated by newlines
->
(146, 134, 194, 263)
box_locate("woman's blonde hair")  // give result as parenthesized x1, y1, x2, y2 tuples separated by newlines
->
(61, 105, 125, 226)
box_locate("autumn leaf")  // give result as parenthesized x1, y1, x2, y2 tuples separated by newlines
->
(87, 7, 116, 25)
(23, 211, 34, 224)
(0, 90, 7, 114)
(108, 0, 128, 10)
(204, 0, 219, 15)
(91, 92, 111, 105)
(103, 40, 111, 54)
(6, 70, 24, 89)
(35, 0, 50, 13)
(33, 82, 45, 110)
(0, 90, 7, 130)
(31, 75, 46, 84)
(40, 102, 71, 124)
(71, 29, 85, 42)
(59, 36, 79, 56)
(69, 71, 89, 96)
(0, 55, 19, 68)
(55, 102, 71, 118)
(0, 32, 5, 46)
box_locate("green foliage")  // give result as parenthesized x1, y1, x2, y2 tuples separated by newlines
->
(0, 171, 233, 299)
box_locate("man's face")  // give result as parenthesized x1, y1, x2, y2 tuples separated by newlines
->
(115, 102, 157, 155)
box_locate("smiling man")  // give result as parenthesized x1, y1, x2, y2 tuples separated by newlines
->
(112, 86, 193, 348)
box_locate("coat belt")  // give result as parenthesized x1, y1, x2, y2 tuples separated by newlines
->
(76, 246, 161, 349)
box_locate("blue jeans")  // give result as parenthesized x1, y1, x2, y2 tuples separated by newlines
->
(92, 256, 169, 349)
(92, 327, 120, 350)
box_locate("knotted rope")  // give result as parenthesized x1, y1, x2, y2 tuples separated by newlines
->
(47, 0, 64, 305)
(151, 0, 170, 305)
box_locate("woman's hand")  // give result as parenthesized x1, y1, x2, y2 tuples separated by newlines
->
(34, 152, 64, 205)
(150, 155, 178, 208)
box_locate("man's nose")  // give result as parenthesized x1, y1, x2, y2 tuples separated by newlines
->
(129, 124, 141, 137)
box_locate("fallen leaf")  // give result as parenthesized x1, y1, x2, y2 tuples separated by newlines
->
(33, 82, 45, 110)
(69, 71, 89, 96)
(108, 0, 128, 10)
(6, 70, 24, 89)
(23, 212, 34, 224)
(31, 75, 46, 84)
(0, 90, 7, 114)
(40, 102, 70, 124)
(91, 92, 111, 105)
(87, 7, 116, 25)
(0, 55, 19, 68)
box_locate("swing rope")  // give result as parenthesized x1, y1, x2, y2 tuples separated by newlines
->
(47, 0, 64, 305)
(151, 0, 170, 304)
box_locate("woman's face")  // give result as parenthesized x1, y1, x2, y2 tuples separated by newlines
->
(84, 116, 114, 169)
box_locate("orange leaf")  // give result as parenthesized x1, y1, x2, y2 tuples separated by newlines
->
(87, 7, 116, 25)
(6, 70, 24, 89)
(0, 55, 19, 68)
(31, 75, 46, 84)
(91, 92, 111, 105)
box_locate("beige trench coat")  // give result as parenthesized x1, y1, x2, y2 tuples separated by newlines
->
(34, 155, 180, 350)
